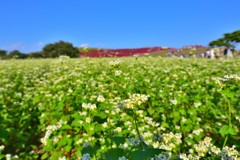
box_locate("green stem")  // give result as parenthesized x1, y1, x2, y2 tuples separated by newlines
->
(223, 99, 231, 148)
(107, 106, 113, 149)
(223, 135, 228, 148)
(133, 111, 145, 150)
(172, 105, 176, 125)
(228, 100, 231, 127)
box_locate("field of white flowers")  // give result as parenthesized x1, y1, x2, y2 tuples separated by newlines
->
(0, 57, 240, 160)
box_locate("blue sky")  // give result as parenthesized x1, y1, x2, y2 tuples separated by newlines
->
(0, 0, 240, 53)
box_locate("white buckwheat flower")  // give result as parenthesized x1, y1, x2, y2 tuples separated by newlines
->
(86, 117, 91, 123)
(194, 102, 201, 108)
(97, 95, 105, 102)
(109, 59, 122, 66)
(6, 154, 11, 160)
(114, 127, 122, 134)
(82, 103, 96, 110)
(0, 145, 5, 151)
(115, 70, 122, 76)
(170, 99, 178, 105)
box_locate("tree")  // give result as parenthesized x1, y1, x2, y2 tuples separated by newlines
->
(28, 51, 44, 58)
(0, 50, 7, 59)
(8, 50, 28, 59)
(209, 30, 240, 48)
(0, 50, 7, 56)
(43, 41, 79, 58)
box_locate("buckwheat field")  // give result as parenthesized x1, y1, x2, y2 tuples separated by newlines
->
(0, 57, 240, 160)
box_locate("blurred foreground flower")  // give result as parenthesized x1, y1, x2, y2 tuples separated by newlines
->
(124, 93, 149, 109)
(109, 59, 121, 66)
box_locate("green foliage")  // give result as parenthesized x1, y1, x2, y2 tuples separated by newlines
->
(224, 30, 240, 43)
(219, 125, 237, 137)
(43, 40, 79, 58)
(0, 50, 8, 60)
(28, 51, 45, 58)
(209, 30, 240, 48)
(7, 50, 28, 59)
(0, 50, 7, 57)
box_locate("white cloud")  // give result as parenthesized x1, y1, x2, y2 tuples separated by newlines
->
(80, 43, 89, 48)
(36, 41, 44, 47)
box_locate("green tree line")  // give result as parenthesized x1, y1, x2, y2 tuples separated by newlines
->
(0, 41, 80, 59)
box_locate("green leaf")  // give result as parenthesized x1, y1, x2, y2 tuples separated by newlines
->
(179, 108, 186, 115)
(0, 129, 8, 139)
(181, 124, 193, 133)
(173, 111, 180, 120)
(62, 124, 72, 130)
(220, 90, 234, 99)
(93, 115, 106, 123)
(147, 108, 155, 115)
(82, 146, 99, 157)
(219, 125, 237, 137)
(111, 136, 126, 146)
(64, 145, 72, 152)
(130, 148, 164, 160)
(103, 148, 125, 160)
(130, 150, 148, 160)
(33, 96, 40, 104)
(71, 120, 82, 127)
(41, 153, 49, 159)
(98, 112, 108, 119)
